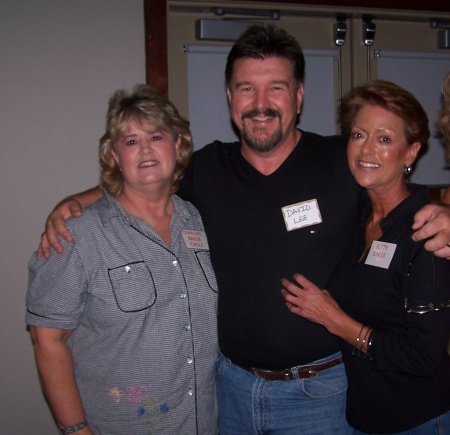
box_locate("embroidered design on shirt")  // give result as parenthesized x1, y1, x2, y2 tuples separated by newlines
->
(126, 385, 149, 405)
(109, 385, 169, 434)
(108, 387, 124, 403)
(137, 396, 169, 431)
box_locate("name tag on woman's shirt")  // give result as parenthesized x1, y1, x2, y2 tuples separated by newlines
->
(365, 241, 397, 268)
(182, 229, 209, 249)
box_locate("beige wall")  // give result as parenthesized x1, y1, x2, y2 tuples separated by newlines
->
(0, 1, 145, 432)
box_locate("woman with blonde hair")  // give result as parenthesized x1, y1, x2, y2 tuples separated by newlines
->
(26, 85, 219, 435)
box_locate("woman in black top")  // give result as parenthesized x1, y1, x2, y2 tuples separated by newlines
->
(282, 80, 450, 434)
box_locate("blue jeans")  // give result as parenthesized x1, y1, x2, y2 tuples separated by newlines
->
(216, 351, 352, 435)
(352, 410, 450, 434)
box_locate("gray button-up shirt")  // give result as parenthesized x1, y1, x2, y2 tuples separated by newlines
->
(26, 192, 219, 435)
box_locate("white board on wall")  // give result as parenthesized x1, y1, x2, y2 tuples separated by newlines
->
(376, 50, 450, 186)
(185, 45, 338, 149)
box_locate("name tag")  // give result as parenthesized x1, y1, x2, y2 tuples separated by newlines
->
(182, 229, 209, 249)
(281, 199, 322, 232)
(365, 241, 396, 269)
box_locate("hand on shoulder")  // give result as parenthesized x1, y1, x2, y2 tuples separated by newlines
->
(412, 203, 450, 260)
(37, 187, 103, 259)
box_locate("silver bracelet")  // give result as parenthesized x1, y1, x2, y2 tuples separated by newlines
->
(60, 421, 88, 434)
(352, 325, 365, 356)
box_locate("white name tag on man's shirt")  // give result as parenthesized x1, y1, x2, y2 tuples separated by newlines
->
(365, 241, 397, 269)
(182, 229, 209, 249)
(281, 199, 322, 231)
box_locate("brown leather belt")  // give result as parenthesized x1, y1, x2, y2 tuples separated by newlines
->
(240, 355, 343, 381)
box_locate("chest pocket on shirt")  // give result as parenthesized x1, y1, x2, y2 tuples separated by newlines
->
(108, 261, 156, 312)
(195, 251, 218, 293)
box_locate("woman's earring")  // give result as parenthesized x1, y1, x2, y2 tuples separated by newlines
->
(403, 165, 412, 175)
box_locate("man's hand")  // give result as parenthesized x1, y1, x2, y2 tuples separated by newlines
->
(412, 204, 450, 260)
(37, 186, 103, 259)
(37, 198, 82, 259)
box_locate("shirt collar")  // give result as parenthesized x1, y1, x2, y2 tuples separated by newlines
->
(380, 183, 429, 232)
(98, 190, 193, 227)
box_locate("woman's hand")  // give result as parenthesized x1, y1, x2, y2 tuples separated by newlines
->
(281, 274, 371, 347)
(281, 274, 341, 332)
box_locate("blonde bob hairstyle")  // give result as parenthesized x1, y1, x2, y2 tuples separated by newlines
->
(437, 71, 450, 160)
(339, 80, 430, 147)
(99, 84, 193, 196)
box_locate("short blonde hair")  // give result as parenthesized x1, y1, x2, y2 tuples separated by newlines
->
(99, 84, 193, 195)
(339, 80, 430, 146)
(437, 71, 450, 160)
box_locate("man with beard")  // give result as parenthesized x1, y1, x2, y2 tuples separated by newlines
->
(39, 25, 450, 434)
(178, 27, 358, 434)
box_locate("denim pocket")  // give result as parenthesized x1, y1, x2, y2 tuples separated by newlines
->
(300, 363, 348, 399)
(215, 353, 229, 380)
(108, 261, 156, 312)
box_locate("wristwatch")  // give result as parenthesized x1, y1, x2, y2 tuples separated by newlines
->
(60, 421, 88, 434)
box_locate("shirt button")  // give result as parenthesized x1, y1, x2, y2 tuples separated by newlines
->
(185, 324, 191, 331)
(187, 357, 193, 364)
(181, 293, 186, 299)
(188, 388, 193, 396)
(172, 260, 178, 267)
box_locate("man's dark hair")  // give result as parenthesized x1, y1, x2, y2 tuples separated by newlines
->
(225, 24, 305, 86)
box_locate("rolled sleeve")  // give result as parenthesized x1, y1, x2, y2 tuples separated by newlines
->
(26, 236, 87, 330)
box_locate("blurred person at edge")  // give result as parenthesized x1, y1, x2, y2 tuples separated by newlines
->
(438, 70, 450, 204)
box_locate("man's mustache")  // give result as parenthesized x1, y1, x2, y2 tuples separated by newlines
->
(241, 108, 281, 120)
